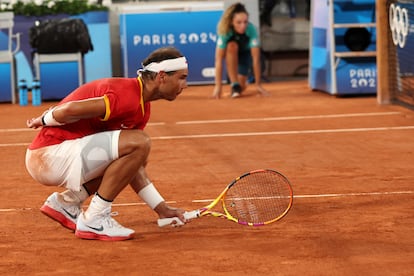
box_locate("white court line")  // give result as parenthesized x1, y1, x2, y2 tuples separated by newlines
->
(0, 112, 401, 133)
(0, 142, 29, 147)
(147, 122, 165, 126)
(0, 208, 33, 212)
(151, 125, 414, 140)
(175, 112, 402, 125)
(0, 122, 165, 133)
(0, 191, 412, 212)
(0, 128, 36, 132)
(293, 190, 414, 199)
(2, 125, 414, 147)
(190, 190, 414, 203)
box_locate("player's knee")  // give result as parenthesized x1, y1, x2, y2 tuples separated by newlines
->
(119, 130, 151, 156)
(131, 131, 151, 153)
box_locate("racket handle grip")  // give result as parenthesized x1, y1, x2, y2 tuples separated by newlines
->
(157, 210, 200, 227)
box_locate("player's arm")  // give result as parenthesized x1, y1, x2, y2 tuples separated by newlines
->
(251, 47, 261, 85)
(130, 166, 187, 223)
(248, 23, 270, 97)
(212, 46, 226, 99)
(53, 96, 107, 123)
(214, 47, 225, 89)
(250, 47, 270, 97)
(27, 96, 107, 128)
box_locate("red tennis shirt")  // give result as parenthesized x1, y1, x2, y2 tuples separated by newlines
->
(29, 77, 151, 150)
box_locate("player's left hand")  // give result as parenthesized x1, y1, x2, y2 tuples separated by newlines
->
(256, 84, 270, 97)
(211, 85, 222, 99)
(27, 108, 51, 129)
(27, 117, 43, 129)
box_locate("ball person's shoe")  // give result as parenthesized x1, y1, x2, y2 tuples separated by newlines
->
(75, 208, 135, 241)
(40, 192, 81, 231)
(231, 84, 242, 98)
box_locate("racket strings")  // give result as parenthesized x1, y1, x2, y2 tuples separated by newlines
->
(224, 170, 293, 224)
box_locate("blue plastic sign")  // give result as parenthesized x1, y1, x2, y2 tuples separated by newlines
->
(119, 9, 224, 84)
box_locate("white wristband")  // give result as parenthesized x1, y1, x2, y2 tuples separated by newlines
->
(138, 183, 164, 209)
(42, 107, 64, 126)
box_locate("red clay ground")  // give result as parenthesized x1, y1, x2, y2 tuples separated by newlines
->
(0, 79, 413, 275)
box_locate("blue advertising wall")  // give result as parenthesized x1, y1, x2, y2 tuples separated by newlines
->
(119, 4, 224, 84)
(6, 11, 111, 102)
(73, 11, 112, 83)
(310, 0, 377, 95)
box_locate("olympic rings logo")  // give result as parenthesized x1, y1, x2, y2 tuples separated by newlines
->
(389, 3, 409, 48)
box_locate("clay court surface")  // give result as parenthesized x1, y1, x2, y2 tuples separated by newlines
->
(0, 79, 413, 275)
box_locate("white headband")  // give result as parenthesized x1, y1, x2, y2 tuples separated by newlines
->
(137, 57, 188, 74)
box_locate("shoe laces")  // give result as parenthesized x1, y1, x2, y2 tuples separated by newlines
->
(100, 209, 123, 229)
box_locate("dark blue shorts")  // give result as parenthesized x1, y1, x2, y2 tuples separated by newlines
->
(238, 50, 252, 76)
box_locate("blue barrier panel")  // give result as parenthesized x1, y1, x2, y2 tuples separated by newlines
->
(309, 0, 377, 95)
(336, 58, 377, 94)
(119, 3, 224, 84)
(13, 11, 111, 93)
(72, 11, 112, 82)
(0, 60, 13, 102)
(34, 53, 83, 101)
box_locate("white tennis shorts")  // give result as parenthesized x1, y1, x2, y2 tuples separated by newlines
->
(25, 130, 120, 191)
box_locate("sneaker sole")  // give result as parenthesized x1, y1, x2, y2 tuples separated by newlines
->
(40, 205, 76, 231)
(75, 230, 135, 241)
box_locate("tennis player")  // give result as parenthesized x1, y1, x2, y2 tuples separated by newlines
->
(212, 2, 269, 99)
(25, 46, 189, 241)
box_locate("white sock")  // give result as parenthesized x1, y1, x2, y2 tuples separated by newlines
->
(84, 194, 112, 220)
(61, 186, 89, 204)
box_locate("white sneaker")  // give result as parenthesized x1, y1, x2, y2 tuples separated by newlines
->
(75, 207, 135, 241)
(40, 192, 82, 231)
(231, 92, 241, 98)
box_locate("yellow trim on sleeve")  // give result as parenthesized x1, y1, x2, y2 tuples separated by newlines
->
(137, 77, 145, 116)
(101, 94, 111, 121)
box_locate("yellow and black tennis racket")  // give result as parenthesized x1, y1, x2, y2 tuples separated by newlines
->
(158, 169, 293, 227)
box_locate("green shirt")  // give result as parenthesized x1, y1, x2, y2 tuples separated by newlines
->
(216, 22, 260, 52)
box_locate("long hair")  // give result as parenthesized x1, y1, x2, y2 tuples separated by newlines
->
(217, 2, 248, 35)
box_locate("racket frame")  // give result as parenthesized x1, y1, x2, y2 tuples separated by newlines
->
(157, 169, 293, 227)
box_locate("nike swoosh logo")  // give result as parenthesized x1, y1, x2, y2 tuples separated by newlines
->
(62, 208, 78, 220)
(86, 224, 104, 232)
